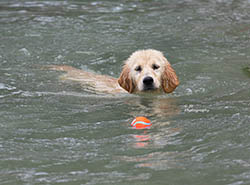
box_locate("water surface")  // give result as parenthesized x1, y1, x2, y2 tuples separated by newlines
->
(0, 0, 250, 184)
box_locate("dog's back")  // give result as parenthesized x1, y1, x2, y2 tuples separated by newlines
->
(48, 65, 126, 94)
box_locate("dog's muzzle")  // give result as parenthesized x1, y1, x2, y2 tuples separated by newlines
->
(143, 76, 155, 91)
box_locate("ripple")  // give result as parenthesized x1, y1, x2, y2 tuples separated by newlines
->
(33, 16, 56, 23)
(0, 83, 16, 90)
(19, 48, 31, 56)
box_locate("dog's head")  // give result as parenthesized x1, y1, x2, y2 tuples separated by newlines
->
(118, 49, 179, 94)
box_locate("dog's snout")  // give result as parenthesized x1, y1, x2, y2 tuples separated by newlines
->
(143, 76, 154, 86)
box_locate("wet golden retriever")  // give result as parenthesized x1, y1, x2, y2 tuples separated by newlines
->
(49, 49, 179, 94)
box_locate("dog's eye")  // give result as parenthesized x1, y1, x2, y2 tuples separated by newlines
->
(152, 64, 160, 70)
(135, 65, 142, 72)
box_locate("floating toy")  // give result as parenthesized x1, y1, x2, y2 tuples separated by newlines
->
(131, 117, 152, 129)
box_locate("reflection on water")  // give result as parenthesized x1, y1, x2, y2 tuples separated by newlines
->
(0, 0, 250, 184)
(132, 133, 151, 148)
(243, 67, 250, 78)
(122, 96, 180, 122)
(131, 124, 181, 148)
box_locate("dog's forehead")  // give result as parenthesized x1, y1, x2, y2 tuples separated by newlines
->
(127, 50, 165, 67)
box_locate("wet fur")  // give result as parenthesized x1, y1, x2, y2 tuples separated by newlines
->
(49, 49, 179, 94)
(118, 49, 179, 93)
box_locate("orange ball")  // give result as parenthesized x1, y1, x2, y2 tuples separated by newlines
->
(131, 117, 152, 129)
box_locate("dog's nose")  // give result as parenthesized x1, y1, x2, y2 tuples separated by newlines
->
(143, 76, 154, 86)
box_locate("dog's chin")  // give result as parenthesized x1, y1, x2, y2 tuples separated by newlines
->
(136, 83, 162, 93)
(142, 85, 158, 92)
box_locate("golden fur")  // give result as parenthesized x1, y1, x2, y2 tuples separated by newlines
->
(49, 49, 179, 94)
(118, 49, 179, 93)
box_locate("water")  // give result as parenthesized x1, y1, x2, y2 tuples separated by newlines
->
(0, 0, 250, 184)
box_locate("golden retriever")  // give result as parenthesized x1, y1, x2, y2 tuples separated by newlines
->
(49, 49, 179, 94)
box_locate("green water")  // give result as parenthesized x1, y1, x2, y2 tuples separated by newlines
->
(0, 0, 250, 184)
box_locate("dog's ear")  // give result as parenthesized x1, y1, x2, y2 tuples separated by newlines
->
(161, 59, 179, 93)
(118, 65, 135, 93)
